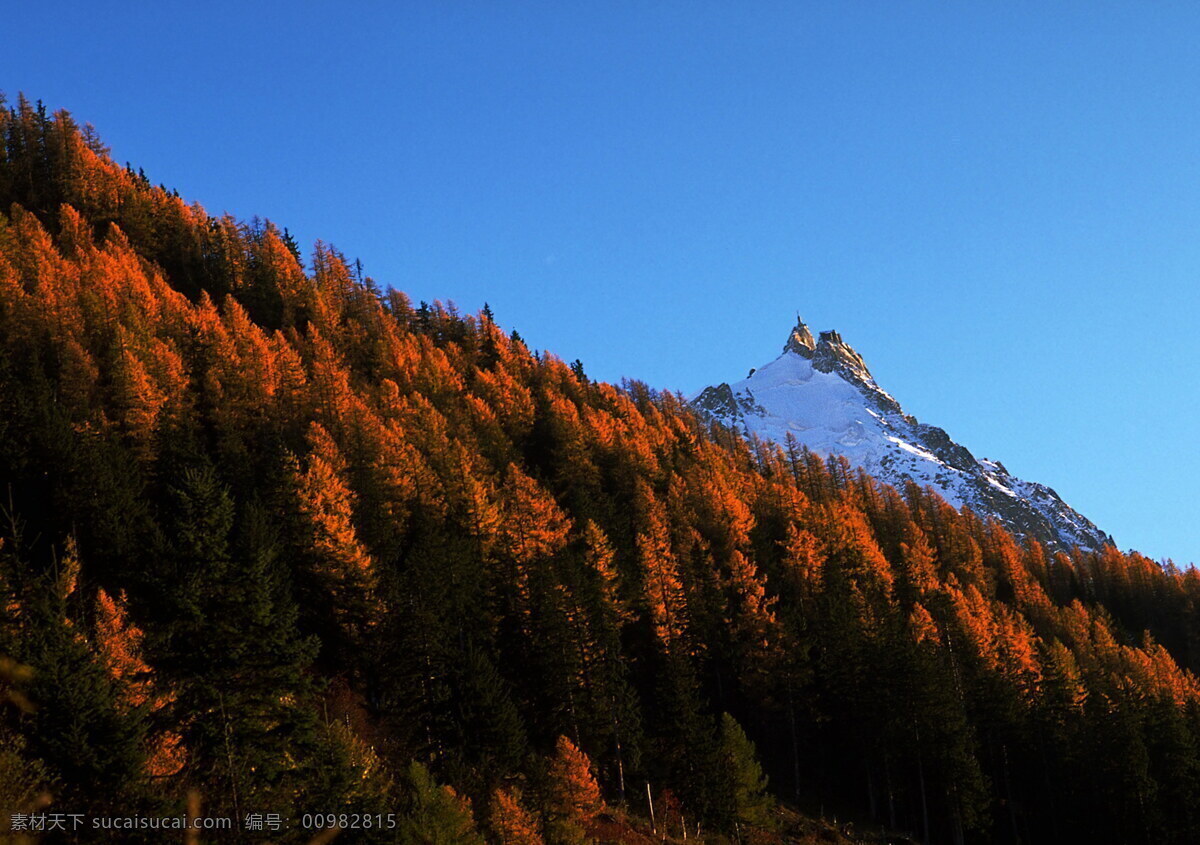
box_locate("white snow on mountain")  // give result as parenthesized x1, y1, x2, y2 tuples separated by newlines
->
(693, 316, 1110, 551)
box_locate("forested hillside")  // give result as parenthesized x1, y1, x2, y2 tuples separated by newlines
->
(2, 95, 1200, 844)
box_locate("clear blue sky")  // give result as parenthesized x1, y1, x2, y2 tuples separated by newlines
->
(7, 2, 1199, 564)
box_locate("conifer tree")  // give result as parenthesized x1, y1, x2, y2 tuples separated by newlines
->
(7, 541, 157, 820)
(570, 521, 642, 799)
(287, 422, 378, 655)
(154, 465, 326, 818)
(445, 646, 529, 789)
(719, 713, 776, 831)
(545, 736, 604, 843)
(489, 786, 544, 845)
(634, 490, 688, 652)
(398, 761, 486, 845)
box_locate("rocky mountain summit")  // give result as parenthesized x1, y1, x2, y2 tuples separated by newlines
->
(694, 316, 1111, 551)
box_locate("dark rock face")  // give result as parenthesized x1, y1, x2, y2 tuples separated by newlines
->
(802, 322, 904, 416)
(694, 383, 741, 418)
(812, 330, 873, 382)
(695, 383, 766, 423)
(912, 423, 978, 473)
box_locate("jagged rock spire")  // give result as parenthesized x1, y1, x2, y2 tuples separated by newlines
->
(784, 317, 873, 383)
(783, 315, 816, 357)
(812, 329, 872, 381)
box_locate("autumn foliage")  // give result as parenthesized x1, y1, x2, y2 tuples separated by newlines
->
(2, 95, 1200, 843)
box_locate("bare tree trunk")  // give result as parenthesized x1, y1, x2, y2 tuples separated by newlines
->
(788, 679, 802, 801)
(646, 782, 656, 834)
(915, 722, 930, 845)
(885, 754, 897, 830)
(219, 692, 242, 827)
(1003, 743, 1019, 842)
(866, 762, 877, 820)
(184, 790, 201, 845)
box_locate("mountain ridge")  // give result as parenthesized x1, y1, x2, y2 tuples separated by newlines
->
(9, 95, 1200, 845)
(695, 315, 1111, 552)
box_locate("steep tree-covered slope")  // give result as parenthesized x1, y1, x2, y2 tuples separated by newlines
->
(2, 96, 1200, 844)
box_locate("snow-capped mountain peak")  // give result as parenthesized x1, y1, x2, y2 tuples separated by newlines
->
(694, 316, 1110, 551)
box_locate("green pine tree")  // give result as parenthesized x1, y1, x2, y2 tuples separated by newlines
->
(398, 761, 486, 845)
(153, 465, 326, 818)
(719, 713, 776, 831)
